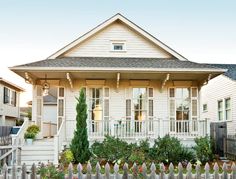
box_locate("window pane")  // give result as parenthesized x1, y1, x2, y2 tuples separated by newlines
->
(226, 110, 231, 120)
(59, 88, 64, 97)
(104, 99, 109, 116)
(218, 100, 223, 110)
(169, 88, 175, 98)
(182, 88, 190, 100)
(133, 99, 139, 110)
(183, 111, 189, 120)
(203, 104, 207, 111)
(170, 100, 175, 116)
(126, 99, 131, 116)
(176, 111, 183, 120)
(149, 100, 153, 116)
(104, 88, 109, 97)
(175, 88, 182, 98)
(192, 100, 197, 116)
(176, 100, 182, 111)
(148, 88, 153, 97)
(140, 99, 146, 110)
(218, 111, 223, 121)
(58, 99, 64, 116)
(225, 98, 231, 109)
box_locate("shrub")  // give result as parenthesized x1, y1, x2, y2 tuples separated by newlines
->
(70, 89, 91, 163)
(128, 150, 145, 165)
(38, 163, 64, 179)
(24, 132, 36, 139)
(26, 125, 40, 134)
(91, 135, 132, 164)
(59, 149, 74, 166)
(193, 136, 213, 164)
(151, 135, 196, 164)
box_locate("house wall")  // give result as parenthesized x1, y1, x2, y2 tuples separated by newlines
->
(63, 21, 173, 58)
(0, 84, 20, 126)
(201, 75, 236, 135)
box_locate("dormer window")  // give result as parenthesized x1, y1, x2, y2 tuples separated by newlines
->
(111, 41, 126, 52)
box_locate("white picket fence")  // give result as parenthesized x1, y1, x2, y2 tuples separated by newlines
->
(0, 161, 235, 179)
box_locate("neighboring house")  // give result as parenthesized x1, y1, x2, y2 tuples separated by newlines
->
(201, 64, 236, 135)
(0, 78, 24, 126)
(9, 14, 226, 165)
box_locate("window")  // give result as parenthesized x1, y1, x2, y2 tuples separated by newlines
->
(218, 100, 223, 121)
(111, 41, 126, 51)
(203, 104, 208, 112)
(225, 98, 231, 121)
(3, 87, 16, 106)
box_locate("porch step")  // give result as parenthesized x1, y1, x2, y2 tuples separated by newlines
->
(21, 138, 55, 167)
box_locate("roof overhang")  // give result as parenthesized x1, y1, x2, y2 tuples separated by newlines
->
(0, 78, 25, 92)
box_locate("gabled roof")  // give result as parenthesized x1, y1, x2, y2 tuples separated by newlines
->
(207, 64, 236, 81)
(0, 78, 24, 92)
(48, 13, 187, 61)
(10, 57, 226, 72)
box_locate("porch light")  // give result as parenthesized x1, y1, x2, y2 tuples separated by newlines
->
(42, 74, 50, 96)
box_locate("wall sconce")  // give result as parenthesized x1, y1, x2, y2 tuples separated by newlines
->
(42, 74, 50, 96)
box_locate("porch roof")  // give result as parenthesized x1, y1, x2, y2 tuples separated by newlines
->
(11, 57, 226, 72)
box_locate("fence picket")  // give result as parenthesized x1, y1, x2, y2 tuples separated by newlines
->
(77, 163, 83, 179)
(86, 162, 92, 179)
(3, 163, 8, 179)
(231, 162, 236, 179)
(141, 163, 147, 178)
(132, 163, 138, 179)
(213, 163, 219, 179)
(21, 163, 27, 179)
(114, 163, 120, 179)
(95, 162, 102, 179)
(31, 163, 36, 179)
(168, 163, 174, 179)
(204, 163, 210, 179)
(68, 163, 73, 179)
(186, 163, 192, 179)
(195, 164, 201, 179)
(105, 162, 110, 179)
(150, 162, 156, 179)
(178, 162, 183, 179)
(222, 162, 228, 179)
(122, 163, 128, 179)
(159, 163, 165, 179)
(12, 163, 17, 179)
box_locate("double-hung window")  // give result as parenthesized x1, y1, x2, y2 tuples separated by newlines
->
(218, 100, 223, 121)
(225, 98, 231, 121)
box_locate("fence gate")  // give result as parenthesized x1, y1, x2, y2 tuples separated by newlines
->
(210, 122, 227, 157)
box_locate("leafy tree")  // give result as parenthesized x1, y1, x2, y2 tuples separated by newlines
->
(70, 89, 91, 163)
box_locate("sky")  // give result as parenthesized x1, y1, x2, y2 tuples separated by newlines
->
(0, 0, 236, 106)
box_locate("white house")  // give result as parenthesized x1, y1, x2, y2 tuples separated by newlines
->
(9, 14, 226, 165)
(201, 64, 236, 135)
(0, 78, 24, 126)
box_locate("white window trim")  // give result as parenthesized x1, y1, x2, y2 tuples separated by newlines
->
(110, 40, 126, 52)
(4, 87, 17, 106)
(225, 97, 231, 121)
(216, 97, 232, 122)
(217, 99, 223, 121)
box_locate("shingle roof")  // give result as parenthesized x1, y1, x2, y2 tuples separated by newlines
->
(207, 64, 236, 80)
(12, 57, 224, 70)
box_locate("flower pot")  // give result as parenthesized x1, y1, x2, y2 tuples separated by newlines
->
(26, 138, 33, 145)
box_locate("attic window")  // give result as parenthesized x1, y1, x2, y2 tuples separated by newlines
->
(111, 41, 126, 52)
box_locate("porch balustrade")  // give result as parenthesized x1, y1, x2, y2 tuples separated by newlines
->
(87, 118, 209, 141)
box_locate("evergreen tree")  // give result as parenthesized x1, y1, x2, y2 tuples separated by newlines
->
(70, 89, 90, 163)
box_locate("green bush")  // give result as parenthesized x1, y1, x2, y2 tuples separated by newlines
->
(193, 136, 214, 164)
(151, 135, 196, 164)
(128, 150, 145, 165)
(38, 163, 64, 179)
(59, 149, 74, 166)
(26, 125, 40, 134)
(91, 135, 132, 164)
(24, 132, 36, 139)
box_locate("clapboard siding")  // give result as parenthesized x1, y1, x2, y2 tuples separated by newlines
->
(201, 75, 236, 135)
(63, 21, 173, 58)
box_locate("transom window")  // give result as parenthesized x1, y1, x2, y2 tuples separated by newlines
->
(111, 41, 126, 51)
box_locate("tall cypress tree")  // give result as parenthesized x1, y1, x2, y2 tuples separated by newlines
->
(70, 89, 90, 163)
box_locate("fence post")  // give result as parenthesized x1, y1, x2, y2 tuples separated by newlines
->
(77, 163, 83, 179)
(68, 162, 73, 179)
(231, 162, 236, 179)
(114, 163, 119, 179)
(31, 163, 36, 179)
(86, 162, 92, 179)
(195, 164, 201, 179)
(105, 162, 110, 179)
(213, 163, 219, 179)
(95, 162, 101, 179)
(3, 163, 8, 179)
(21, 163, 27, 179)
(168, 163, 174, 179)
(12, 163, 17, 179)
(222, 162, 228, 179)
(122, 163, 128, 179)
(178, 162, 183, 179)
(204, 163, 210, 179)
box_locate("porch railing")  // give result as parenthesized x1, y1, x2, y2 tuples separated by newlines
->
(87, 118, 209, 141)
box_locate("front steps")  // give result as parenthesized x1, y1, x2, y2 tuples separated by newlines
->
(21, 138, 55, 166)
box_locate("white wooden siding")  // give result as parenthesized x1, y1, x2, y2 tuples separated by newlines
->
(201, 75, 236, 135)
(63, 22, 173, 58)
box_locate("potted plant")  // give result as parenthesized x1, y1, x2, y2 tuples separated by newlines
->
(24, 132, 36, 145)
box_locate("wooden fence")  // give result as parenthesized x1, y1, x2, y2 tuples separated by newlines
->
(0, 162, 236, 179)
(226, 135, 236, 160)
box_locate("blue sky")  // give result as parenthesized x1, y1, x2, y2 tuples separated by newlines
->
(0, 0, 236, 106)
